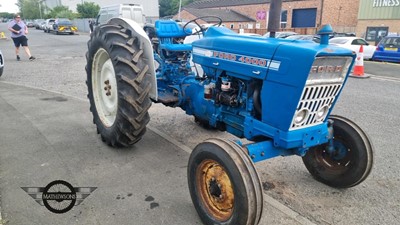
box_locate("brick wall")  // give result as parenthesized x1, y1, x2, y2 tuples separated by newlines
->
(321, 0, 359, 28)
(203, 0, 358, 34)
(176, 0, 360, 34)
(173, 10, 256, 30)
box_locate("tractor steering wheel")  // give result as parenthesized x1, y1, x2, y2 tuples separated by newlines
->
(182, 16, 223, 35)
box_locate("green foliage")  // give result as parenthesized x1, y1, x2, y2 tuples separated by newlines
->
(76, 2, 100, 18)
(56, 10, 77, 20)
(0, 12, 15, 19)
(16, 0, 43, 19)
(159, 0, 201, 18)
(46, 5, 75, 19)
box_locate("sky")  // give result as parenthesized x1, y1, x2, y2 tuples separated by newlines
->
(0, 0, 19, 13)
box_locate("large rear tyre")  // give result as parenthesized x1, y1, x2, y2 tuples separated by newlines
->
(0, 67, 3, 77)
(302, 115, 374, 188)
(86, 23, 152, 147)
(188, 138, 263, 225)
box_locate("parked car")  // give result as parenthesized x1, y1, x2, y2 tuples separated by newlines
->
(285, 34, 318, 42)
(44, 18, 55, 33)
(96, 4, 145, 28)
(263, 31, 298, 38)
(50, 18, 78, 35)
(39, 21, 46, 30)
(26, 21, 35, 28)
(372, 35, 400, 63)
(34, 19, 45, 29)
(0, 49, 4, 77)
(329, 37, 376, 59)
(238, 32, 262, 37)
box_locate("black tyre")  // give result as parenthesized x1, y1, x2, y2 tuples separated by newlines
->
(86, 23, 152, 147)
(0, 67, 3, 77)
(302, 115, 373, 188)
(188, 138, 263, 225)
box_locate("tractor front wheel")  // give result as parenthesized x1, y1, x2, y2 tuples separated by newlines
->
(188, 138, 263, 225)
(302, 115, 374, 188)
(86, 23, 152, 147)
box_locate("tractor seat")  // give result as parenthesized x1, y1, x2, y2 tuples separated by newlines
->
(155, 20, 192, 52)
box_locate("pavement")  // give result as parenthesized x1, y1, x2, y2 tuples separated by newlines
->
(0, 82, 316, 225)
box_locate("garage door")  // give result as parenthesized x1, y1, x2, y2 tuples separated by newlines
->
(292, 8, 317, 28)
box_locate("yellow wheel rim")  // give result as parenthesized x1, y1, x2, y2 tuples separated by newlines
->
(196, 159, 234, 221)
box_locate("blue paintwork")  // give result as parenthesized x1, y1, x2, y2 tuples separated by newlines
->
(154, 21, 356, 162)
(318, 24, 333, 45)
(155, 20, 192, 52)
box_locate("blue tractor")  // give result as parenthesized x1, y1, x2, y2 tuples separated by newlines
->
(86, 17, 373, 225)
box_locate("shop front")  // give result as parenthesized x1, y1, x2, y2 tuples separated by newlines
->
(357, 0, 400, 44)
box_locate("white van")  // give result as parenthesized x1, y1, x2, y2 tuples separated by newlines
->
(96, 4, 146, 27)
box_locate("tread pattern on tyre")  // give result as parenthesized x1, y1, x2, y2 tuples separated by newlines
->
(86, 24, 152, 147)
(188, 138, 264, 225)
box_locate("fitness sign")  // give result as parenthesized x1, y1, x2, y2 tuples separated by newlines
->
(21, 180, 97, 214)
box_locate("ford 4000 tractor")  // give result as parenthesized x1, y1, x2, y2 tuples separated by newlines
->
(86, 17, 373, 225)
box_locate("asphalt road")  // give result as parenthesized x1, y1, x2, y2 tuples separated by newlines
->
(1, 23, 400, 225)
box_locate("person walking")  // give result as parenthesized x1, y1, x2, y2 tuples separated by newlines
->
(89, 19, 94, 33)
(7, 14, 36, 61)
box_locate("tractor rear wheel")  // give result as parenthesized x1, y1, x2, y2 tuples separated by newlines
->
(188, 138, 263, 225)
(302, 115, 374, 188)
(86, 23, 152, 147)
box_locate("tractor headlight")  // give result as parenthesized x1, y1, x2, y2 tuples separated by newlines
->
(306, 57, 352, 85)
(294, 108, 309, 125)
(316, 105, 329, 121)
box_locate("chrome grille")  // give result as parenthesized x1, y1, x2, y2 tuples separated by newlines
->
(290, 83, 342, 130)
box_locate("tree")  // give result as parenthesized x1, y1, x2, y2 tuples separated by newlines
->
(0, 12, 15, 19)
(16, 0, 43, 19)
(159, 0, 202, 18)
(76, 2, 100, 18)
(46, 5, 75, 19)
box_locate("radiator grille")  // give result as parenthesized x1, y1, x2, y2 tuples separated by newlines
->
(290, 83, 342, 130)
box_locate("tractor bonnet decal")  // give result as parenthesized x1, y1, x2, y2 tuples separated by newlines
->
(193, 47, 281, 71)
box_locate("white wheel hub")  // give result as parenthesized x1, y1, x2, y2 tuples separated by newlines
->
(92, 48, 118, 127)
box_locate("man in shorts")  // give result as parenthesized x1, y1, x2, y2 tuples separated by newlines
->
(8, 14, 36, 61)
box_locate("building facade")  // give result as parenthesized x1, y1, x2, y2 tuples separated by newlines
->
(42, 0, 159, 20)
(175, 8, 256, 30)
(357, 0, 400, 44)
(181, 0, 360, 35)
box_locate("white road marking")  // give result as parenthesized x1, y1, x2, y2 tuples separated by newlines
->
(369, 74, 400, 83)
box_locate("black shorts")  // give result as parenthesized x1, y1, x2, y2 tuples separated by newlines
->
(12, 36, 28, 47)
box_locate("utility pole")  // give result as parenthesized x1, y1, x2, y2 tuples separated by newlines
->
(39, 0, 43, 19)
(267, 0, 282, 38)
(178, 0, 182, 21)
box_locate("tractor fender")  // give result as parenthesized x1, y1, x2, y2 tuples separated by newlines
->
(108, 17, 158, 100)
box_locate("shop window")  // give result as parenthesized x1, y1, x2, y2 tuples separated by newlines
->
(365, 27, 389, 43)
(281, 10, 287, 28)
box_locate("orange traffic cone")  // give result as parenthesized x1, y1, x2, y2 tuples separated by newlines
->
(350, 45, 370, 78)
